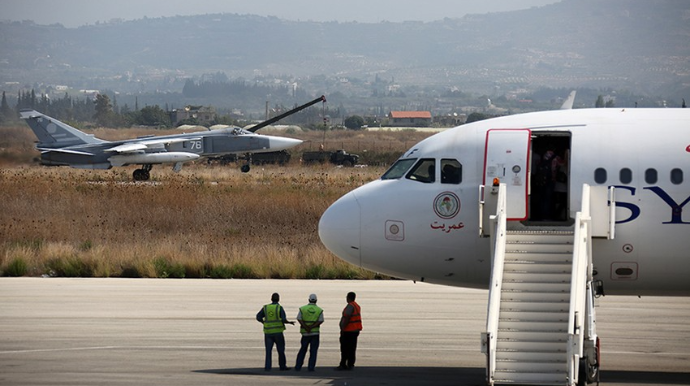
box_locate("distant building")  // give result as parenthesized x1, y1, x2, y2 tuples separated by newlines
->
(170, 106, 216, 127)
(388, 111, 432, 127)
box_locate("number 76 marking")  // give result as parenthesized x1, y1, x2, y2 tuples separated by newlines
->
(190, 140, 202, 150)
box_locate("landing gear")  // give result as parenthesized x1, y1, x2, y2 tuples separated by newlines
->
(133, 164, 152, 181)
(241, 153, 252, 173)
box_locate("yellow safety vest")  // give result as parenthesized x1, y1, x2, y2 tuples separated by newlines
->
(299, 304, 323, 334)
(262, 303, 285, 334)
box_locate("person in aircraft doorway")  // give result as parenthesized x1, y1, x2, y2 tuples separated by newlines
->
(256, 292, 295, 371)
(535, 147, 561, 221)
(553, 149, 569, 221)
(294, 293, 324, 372)
(336, 291, 362, 370)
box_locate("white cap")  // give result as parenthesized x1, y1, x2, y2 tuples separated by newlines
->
(308, 293, 317, 302)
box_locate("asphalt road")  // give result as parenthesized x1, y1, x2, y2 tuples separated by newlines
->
(1, 278, 689, 386)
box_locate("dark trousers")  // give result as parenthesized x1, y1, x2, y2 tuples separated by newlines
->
(339, 331, 360, 368)
(295, 334, 320, 371)
(264, 333, 287, 370)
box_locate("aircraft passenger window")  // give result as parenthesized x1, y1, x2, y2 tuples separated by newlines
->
(620, 168, 632, 184)
(671, 168, 683, 185)
(441, 159, 462, 184)
(406, 159, 436, 183)
(645, 168, 658, 184)
(594, 168, 607, 184)
(382, 159, 417, 180)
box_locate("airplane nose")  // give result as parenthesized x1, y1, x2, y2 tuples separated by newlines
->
(269, 137, 303, 151)
(319, 191, 361, 267)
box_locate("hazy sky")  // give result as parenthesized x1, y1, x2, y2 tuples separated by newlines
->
(3, 0, 559, 27)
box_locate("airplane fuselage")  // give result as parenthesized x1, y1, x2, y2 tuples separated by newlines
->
(319, 108, 690, 296)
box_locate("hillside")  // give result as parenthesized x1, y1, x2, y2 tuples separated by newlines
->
(1, 0, 688, 99)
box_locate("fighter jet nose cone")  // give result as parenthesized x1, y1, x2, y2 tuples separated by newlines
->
(269, 137, 302, 151)
(318, 191, 361, 267)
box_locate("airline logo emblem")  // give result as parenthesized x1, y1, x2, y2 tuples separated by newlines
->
(434, 192, 461, 219)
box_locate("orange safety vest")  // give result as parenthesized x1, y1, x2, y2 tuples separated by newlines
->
(342, 301, 362, 332)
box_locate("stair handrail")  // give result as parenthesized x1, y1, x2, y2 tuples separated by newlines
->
(567, 183, 592, 385)
(482, 183, 507, 386)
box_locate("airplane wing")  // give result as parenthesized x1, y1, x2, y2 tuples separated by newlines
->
(105, 137, 202, 153)
(39, 148, 94, 156)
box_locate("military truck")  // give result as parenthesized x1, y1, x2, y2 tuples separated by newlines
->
(251, 150, 291, 165)
(301, 149, 359, 167)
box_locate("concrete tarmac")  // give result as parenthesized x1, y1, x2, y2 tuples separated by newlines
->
(0, 278, 689, 386)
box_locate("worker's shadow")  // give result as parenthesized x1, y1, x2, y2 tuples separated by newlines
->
(195, 368, 690, 385)
(195, 366, 484, 385)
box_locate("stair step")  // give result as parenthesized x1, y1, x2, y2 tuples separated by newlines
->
(503, 272, 571, 283)
(497, 330, 568, 342)
(500, 291, 570, 302)
(493, 369, 567, 384)
(501, 301, 569, 313)
(506, 233, 574, 244)
(495, 359, 566, 373)
(505, 243, 573, 253)
(501, 281, 570, 293)
(504, 262, 572, 274)
(496, 340, 566, 352)
(498, 320, 568, 332)
(499, 310, 568, 322)
(504, 254, 572, 263)
(496, 349, 567, 362)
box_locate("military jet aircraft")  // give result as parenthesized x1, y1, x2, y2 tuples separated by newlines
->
(20, 95, 325, 180)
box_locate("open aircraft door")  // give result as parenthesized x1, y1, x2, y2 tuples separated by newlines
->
(483, 129, 531, 220)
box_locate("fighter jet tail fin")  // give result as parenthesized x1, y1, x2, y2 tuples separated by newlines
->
(20, 110, 106, 148)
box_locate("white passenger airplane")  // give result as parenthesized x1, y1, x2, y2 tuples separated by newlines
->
(319, 107, 690, 386)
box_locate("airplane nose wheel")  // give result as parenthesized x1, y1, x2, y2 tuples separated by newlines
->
(133, 165, 152, 181)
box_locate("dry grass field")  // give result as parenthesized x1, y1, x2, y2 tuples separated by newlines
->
(0, 125, 434, 279)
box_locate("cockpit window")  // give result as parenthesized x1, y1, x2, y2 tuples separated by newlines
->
(381, 158, 417, 180)
(406, 158, 436, 183)
(441, 159, 462, 184)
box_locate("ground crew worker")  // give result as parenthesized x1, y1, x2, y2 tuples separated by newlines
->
(256, 292, 294, 371)
(336, 291, 362, 370)
(294, 293, 324, 372)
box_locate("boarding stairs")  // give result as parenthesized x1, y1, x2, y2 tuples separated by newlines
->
(493, 230, 574, 384)
(481, 183, 612, 386)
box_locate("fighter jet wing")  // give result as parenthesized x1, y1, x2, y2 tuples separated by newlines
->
(105, 143, 148, 153)
(105, 137, 202, 153)
(39, 148, 94, 156)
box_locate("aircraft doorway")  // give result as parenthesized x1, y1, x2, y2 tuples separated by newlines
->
(527, 133, 572, 224)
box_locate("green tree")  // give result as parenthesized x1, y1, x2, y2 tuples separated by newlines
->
(135, 105, 171, 127)
(0, 91, 14, 123)
(94, 94, 114, 126)
(344, 115, 365, 130)
(595, 95, 605, 108)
